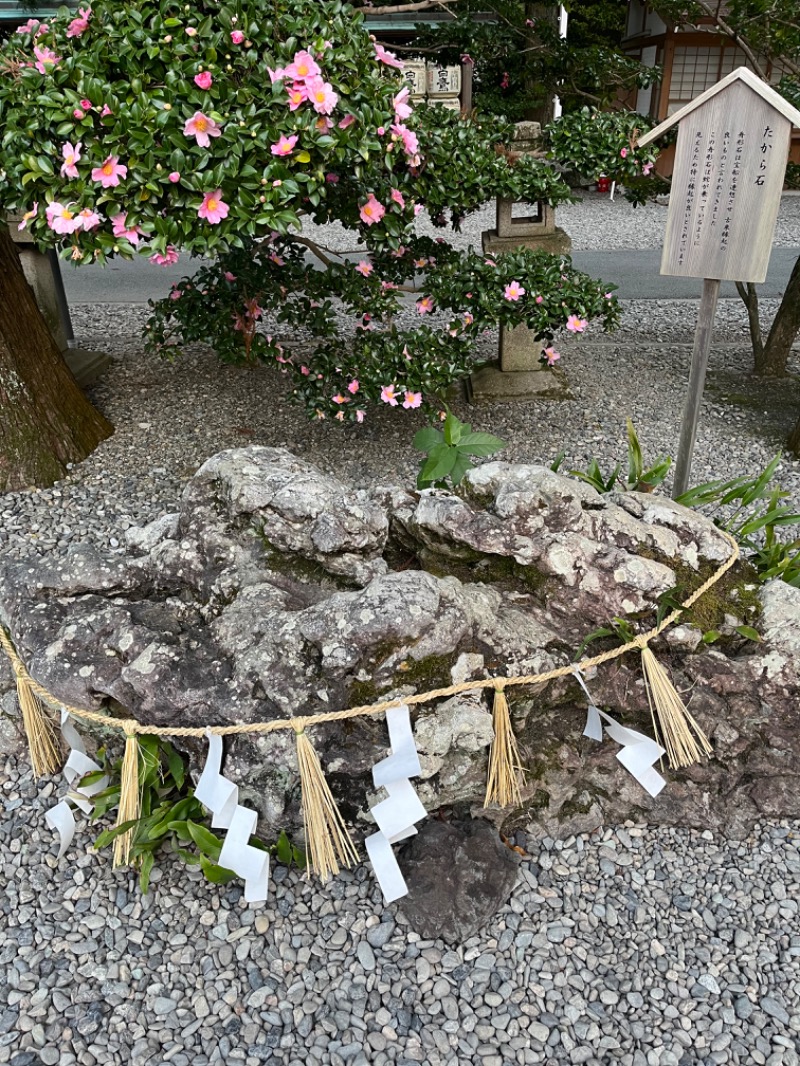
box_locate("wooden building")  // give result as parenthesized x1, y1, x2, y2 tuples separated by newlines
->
(623, 2, 799, 163)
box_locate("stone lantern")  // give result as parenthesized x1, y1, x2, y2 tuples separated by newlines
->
(467, 122, 572, 403)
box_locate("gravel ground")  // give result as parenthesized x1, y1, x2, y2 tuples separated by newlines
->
(2, 197, 800, 1065)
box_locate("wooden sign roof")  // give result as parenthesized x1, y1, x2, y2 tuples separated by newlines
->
(638, 67, 800, 147)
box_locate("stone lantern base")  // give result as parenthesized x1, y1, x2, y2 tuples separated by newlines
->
(6, 216, 111, 388)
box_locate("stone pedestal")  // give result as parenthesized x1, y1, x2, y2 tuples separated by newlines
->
(6, 216, 111, 388)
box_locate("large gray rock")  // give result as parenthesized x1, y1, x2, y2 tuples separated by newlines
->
(0, 446, 797, 842)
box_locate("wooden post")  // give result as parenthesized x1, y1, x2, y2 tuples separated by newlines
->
(460, 60, 473, 116)
(672, 278, 721, 499)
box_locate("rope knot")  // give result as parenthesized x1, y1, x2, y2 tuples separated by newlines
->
(121, 719, 139, 738)
(290, 718, 305, 736)
(633, 635, 650, 651)
(492, 678, 508, 693)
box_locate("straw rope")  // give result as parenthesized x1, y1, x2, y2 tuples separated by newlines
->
(0, 530, 739, 739)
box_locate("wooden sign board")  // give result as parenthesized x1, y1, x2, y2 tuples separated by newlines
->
(639, 68, 800, 284)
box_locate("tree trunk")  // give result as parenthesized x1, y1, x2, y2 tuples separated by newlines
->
(734, 280, 765, 371)
(0, 225, 112, 492)
(765, 252, 800, 380)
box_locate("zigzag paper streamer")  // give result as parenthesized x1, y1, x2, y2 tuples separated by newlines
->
(194, 731, 270, 903)
(575, 671, 667, 798)
(46, 708, 108, 858)
(366, 704, 427, 903)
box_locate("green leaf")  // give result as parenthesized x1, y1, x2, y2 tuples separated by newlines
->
(412, 427, 442, 453)
(735, 625, 761, 642)
(443, 413, 462, 446)
(419, 444, 457, 485)
(702, 630, 721, 644)
(187, 821, 223, 859)
(450, 449, 473, 486)
(199, 854, 237, 884)
(458, 432, 505, 458)
(139, 851, 155, 894)
(626, 418, 643, 488)
(275, 830, 292, 865)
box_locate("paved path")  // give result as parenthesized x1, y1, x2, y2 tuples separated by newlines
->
(62, 247, 800, 305)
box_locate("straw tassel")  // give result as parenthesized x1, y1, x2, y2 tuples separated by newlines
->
(294, 725, 358, 881)
(484, 681, 523, 808)
(639, 642, 712, 769)
(112, 725, 141, 868)
(15, 665, 62, 777)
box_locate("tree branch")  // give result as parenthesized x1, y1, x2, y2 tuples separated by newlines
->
(291, 235, 343, 269)
(689, 0, 768, 79)
(362, 0, 465, 16)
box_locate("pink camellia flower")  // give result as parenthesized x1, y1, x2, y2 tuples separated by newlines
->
(111, 212, 141, 244)
(15, 18, 40, 34)
(17, 203, 38, 230)
(416, 296, 434, 315)
(620, 147, 628, 158)
(80, 98, 92, 110)
(463, 311, 474, 326)
(414, 203, 423, 217)
(335, 411, 345, 421)
(101, 103, 113, 117)
(271, 134, 298, 157)
(566, 314, 588, 333)
(305, 75, 338, 115)
(194, 71, 213, 90)
(169, 287, 182, 301)
(33, 46, 60, 74)
(347, 379, 359, 394)
(285, 49, 321, 82)
(184, 111, 222, 148)
(60, 141, 82, 178)
(269, 251, 284, 266)
(149, 246, 180, 266)
(92, 155, 127, 188)
(73, 108, 85, 120)
(403, 391, 422, 409)
(230, 29, 244, 44)
(268, 66, 286, 84)
(390, 188, 405, 209)
(185, 26, 197, 37)
(66, 7, 91, 38)
(374, 43, 404, 68)
(535, 294, 544, 304)
(390, 123, 419, 162)
(359, 194, 385, 226)
(338, 114, 356, 130)
(45, 202, 81, 235)
(316, 116, 334, 133)
(169, 171, 181, 183)
(224, 271, 237, 282)
(381, 384, 399, 406)
(642, 161, 654, 176)
(605, 291, 613, 299)
(355, 260, 373, 277)
(543, 346, 561, 366)
(325, 173, 339, 184)
(504, 281, 525, 301)
(36, 22, 49, 36)
(77, 207, 101, 230)
(198, 189, 229, 224)
(356, 410, 365, 423)
(393, 87, 412, 122)
(300, 365, 310, 376)
(287, 82, 308, 110)
(332, 393, 349, 405)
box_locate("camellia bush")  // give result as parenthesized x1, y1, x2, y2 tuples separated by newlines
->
(0, 0, 660, 423)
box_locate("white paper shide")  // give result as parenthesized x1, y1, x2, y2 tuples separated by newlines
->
(365, 704, 427, 902)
